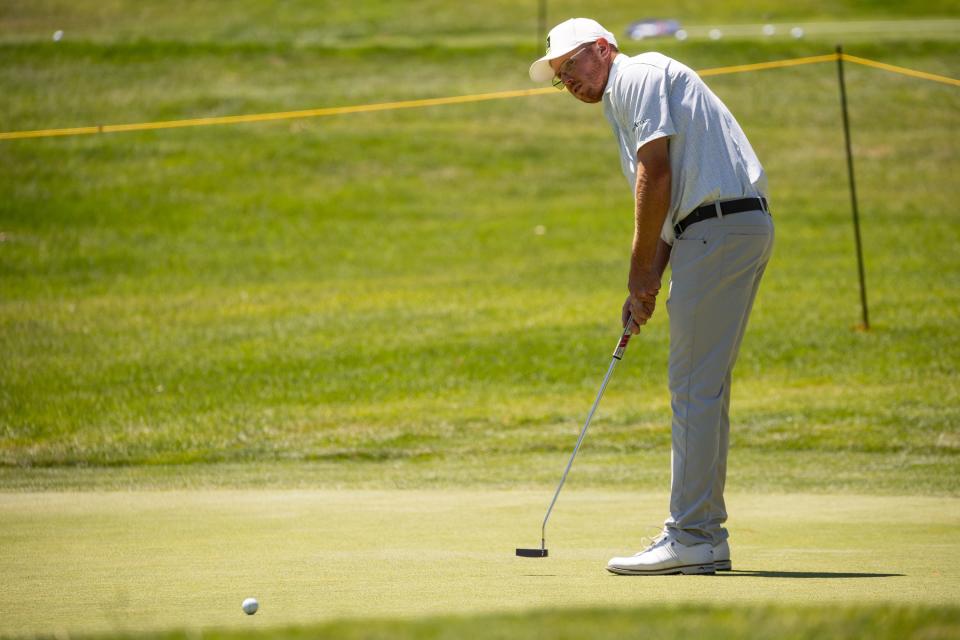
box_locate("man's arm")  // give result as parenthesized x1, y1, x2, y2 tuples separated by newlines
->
(652, 236, 672, 279)
(624, 136, 672, 333)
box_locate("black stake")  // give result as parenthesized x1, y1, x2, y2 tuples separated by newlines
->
(836, 44, 870, 331)
(537, 0, 547, 52)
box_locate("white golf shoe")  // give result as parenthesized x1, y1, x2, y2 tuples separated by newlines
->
(714, 539, 731, 571)
(607, 533, 715, 575)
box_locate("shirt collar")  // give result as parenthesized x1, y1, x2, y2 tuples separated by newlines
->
(603, 53, 629, 98)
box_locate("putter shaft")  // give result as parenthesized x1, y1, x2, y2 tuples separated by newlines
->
(538, 320, 633, 550)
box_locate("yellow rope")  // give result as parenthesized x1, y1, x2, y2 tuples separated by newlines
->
(0, 87, 556, 141)
(0, 52, 956, 141)
(698, 53, 839, 77)
(841, 53, 960, 87)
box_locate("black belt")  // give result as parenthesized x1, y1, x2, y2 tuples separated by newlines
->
(674, 197, 769, 238)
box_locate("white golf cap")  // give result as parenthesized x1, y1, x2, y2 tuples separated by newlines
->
(528, 18, 618, 83)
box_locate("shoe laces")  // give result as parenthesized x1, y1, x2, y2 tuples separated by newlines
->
(635, 529, 671, 555)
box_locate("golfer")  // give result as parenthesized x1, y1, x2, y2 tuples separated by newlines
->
(530, 18, 774, 575)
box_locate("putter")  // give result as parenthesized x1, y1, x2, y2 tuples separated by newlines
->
(516, 316, 634, 558)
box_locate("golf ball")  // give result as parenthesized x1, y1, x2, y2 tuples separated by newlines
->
(52, 30, 64, 42)
(242, 597, 259, 615)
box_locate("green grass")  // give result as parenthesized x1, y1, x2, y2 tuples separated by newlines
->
(1, 489, 958, 637)
(115, 605, 960, 640)
(2, 34, 957, 487)
(2, 0, 959, 46)
(2, 2, 960, 638)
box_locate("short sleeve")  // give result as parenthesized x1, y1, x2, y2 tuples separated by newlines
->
(612, 63, 676, 152)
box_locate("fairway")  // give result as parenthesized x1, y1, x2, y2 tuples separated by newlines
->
(2, 489, 958, 636)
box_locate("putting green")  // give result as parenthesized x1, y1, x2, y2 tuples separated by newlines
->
(1, 490, 958, 636)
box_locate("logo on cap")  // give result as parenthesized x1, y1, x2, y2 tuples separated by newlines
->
(546, 35, 550, 52)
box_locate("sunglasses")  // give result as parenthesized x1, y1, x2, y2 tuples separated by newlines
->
(552, 44, 594, 89)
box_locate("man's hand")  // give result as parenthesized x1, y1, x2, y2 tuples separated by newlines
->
(623, 266, 661, 333)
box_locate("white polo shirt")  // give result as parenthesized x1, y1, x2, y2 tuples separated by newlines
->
(602, 52, 768, 244)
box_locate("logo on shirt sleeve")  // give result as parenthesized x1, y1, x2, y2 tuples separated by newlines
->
(632, 119, 651, 136)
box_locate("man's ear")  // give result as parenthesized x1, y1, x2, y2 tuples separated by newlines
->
(596, 37, 610, 57)
(596, 37, 617, 62)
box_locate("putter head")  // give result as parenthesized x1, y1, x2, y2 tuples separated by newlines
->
(516, 548, 549, 558)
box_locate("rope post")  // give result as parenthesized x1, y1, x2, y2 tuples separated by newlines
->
(836, 44, 871, 331)
(537, 0, 547, 52)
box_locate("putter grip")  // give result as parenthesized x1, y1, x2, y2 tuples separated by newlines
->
(613, 318, 633, 360)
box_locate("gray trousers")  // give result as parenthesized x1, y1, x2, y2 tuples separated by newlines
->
(663, 209, 774, 546)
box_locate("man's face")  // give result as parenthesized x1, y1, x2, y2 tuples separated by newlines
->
(549, 39, 612, 104)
